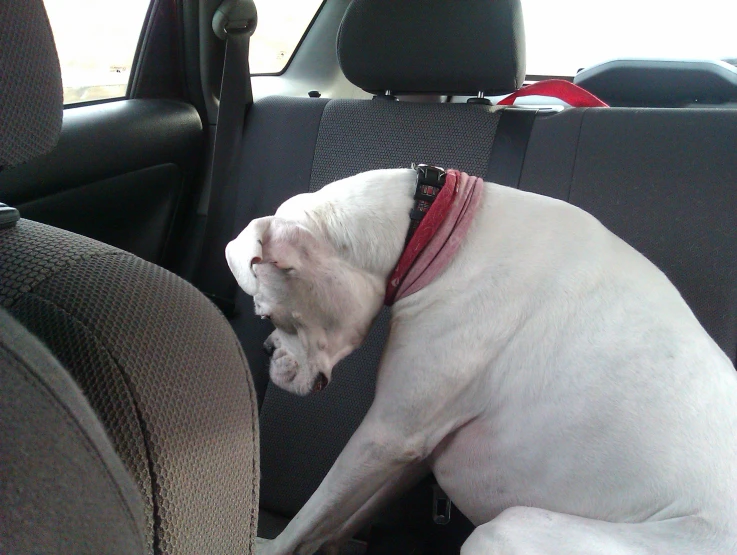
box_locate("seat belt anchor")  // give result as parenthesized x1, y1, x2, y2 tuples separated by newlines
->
(213, 0, 258, 40)
(431, 484, 452, 525)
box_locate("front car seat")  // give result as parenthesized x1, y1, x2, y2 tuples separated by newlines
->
(0, 2, 259, 553)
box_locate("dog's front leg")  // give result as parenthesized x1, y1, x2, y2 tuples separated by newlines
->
(318, 461, 430, 554)
(262, 413, 426, 555)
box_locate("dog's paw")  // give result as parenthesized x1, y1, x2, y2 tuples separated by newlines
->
(270, 348, 299, 384)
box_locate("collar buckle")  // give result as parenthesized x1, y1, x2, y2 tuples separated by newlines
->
(412, 163, 447, 188)
(406, 164, 448, 243)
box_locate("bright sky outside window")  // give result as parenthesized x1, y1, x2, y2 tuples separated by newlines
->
(44, 0, 150, 104)
(523, 0, 737, 76)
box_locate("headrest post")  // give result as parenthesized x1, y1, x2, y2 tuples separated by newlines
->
(372, 89, 398, 101)
(467, 91, 491, 105)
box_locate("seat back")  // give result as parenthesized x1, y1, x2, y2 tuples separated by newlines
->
(253, 98, 504, 514)
(520, 108, 737, 362)
(0, 2, 260, 553)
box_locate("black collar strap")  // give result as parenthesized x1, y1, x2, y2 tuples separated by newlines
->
(406, 163, 448, 245)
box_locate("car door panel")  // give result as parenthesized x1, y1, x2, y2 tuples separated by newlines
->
(0, 99, 203, 265)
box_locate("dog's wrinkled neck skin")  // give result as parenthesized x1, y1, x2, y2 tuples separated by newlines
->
(277, 169, 417, 280)
(226, 169, 417, 395)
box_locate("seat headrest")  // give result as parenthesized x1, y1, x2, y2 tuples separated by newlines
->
(337, 0, 526, 96)
(0, 0, 63, 168)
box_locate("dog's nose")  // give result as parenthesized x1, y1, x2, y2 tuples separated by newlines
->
(263, 340, 276, 357)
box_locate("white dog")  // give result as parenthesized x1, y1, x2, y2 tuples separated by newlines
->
(226, 168, 737, 555)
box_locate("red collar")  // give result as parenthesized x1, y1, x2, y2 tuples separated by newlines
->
(385, 167, 484, 305)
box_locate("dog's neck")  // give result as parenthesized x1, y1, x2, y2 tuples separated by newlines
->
(299, 169, 418, 281)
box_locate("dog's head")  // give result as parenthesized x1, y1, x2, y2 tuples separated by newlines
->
(226, 215, 385, 395)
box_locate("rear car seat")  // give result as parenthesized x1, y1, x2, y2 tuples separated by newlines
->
(222, 0, 737, 551)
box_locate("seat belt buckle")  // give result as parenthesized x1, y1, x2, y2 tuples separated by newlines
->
(431, 484, 452, 525)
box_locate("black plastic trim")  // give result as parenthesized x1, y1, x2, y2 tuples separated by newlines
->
(574, 59, 737, 107)
(127, 0, 159, 98)
(0, 99, 203, 206)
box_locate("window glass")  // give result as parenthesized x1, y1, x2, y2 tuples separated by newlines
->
(250, 0, 324, 74)
(522, 0, 737, 76)
(43, 0, 151, 105)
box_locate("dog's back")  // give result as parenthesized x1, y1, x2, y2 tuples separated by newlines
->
(422, 182, 737, 531)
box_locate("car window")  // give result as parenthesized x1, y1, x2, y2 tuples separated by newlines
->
(250, 0, 324, 74)
(43, 0, 150, 105)
(522, 0, 737, 77)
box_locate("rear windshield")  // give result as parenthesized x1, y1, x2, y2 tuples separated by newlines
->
(523, 0, 736, 76)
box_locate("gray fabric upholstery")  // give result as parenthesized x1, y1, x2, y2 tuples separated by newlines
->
(0, 0, 63, 167)
(0, 307, 146, 554)
(309, 100, 501, 190)
(520, 108, 737, 363)
(255, 98, 501, 515)
(0, 220, 260, 554)
(337, 0, 525, 95)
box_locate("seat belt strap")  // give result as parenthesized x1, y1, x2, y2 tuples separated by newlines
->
(193, 0, 257, 316)
(485, 108, 538, 188)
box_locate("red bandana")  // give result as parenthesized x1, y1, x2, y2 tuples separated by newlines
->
(385, 170, 484, 305)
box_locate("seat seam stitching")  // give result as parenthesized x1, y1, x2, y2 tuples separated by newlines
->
(2, 250, 130, 310)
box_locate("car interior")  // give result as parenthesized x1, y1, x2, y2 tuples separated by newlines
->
(1, 0, 736, 553)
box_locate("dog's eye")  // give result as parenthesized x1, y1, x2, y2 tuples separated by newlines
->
(270, 261, 294, 273)
(261, 314, 271, 321)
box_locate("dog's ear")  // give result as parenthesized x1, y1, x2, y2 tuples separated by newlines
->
(226, 217, 318, 295)
(226, 216, 274, 295)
